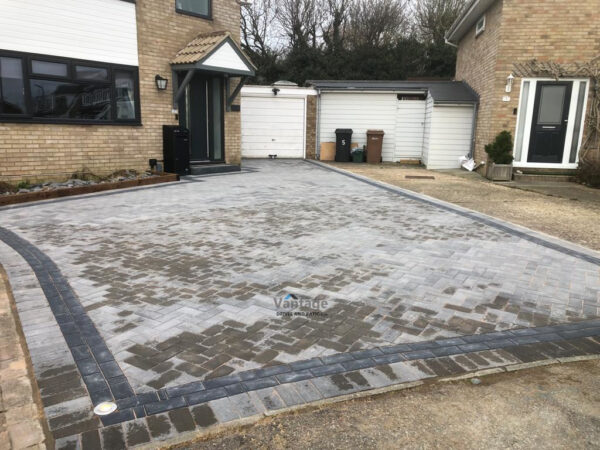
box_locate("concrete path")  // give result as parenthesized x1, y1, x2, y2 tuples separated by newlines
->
(0, 159, 599, 448)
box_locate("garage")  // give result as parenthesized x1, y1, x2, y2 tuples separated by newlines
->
(241, 85, 317, 158)
(309, 80, 479, 169)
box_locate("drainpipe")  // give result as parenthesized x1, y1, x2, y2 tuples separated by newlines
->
(469, 102, 479, 159)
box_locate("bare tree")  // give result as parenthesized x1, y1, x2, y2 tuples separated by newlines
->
(241, 0, 277, 58)
(413, 0, 466, 44)
(276, 0, 323, 49)
(322, 0, 353, 53)
(347, 0, 410, 49)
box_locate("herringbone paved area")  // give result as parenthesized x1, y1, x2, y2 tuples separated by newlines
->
(1, 160, 598, 392)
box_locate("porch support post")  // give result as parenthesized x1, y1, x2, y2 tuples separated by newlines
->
(226, 76, 247, 112)
(173, 69, 195, 110)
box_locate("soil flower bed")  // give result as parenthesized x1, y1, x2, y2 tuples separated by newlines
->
(0, 169, 179, 206)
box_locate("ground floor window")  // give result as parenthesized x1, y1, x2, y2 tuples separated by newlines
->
(0, 50, 140, 125)
(513, 78, 589, 168)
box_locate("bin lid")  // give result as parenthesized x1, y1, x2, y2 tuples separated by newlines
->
(367, 130, 385, 135)
(335, 128, 353, 134)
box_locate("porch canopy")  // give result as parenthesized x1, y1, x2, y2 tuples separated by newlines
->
(171, 31, 256, 111)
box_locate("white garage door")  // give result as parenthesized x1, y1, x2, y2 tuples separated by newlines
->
(395, 100, 426, 161)
(241, 96, 305, 158)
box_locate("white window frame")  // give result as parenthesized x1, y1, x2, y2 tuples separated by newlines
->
(513, 78, 590, 169)
(475, 15, 486, 37)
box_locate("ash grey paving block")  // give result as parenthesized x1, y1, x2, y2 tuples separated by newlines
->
(168, 408, 196, 432)
(289, 358, 323, 371)
(388, 361, 436, 382)
(185, 387, 228, 406)
(125, 418, 152, 447)
(274, 384, 305, 407)
(100, 408, 134, 426)
(532, 332, 562, 343)
(380, 344, 413, 354)
(458, 343, 490, 353)
(243, 376, 279, 391)
(290, 380, 323, 403)
(503, 345, 544, 363)
(254, 387, 286, 411)
(275, 369, 313, 384)
(402, 350, 436, 361)
(144, 396, 186, 416)
(227, 392, 266, 418)
(358, 367, 396, 389)
(89, 386, 114, 405)
(341, 358, 374, 371)
(165, 381, 205, 398)
(108, 377, 135, 400)
(83, 372, 109, 392)
(208, 397, 240, 423)
(311, 375, 354, 398)
(461, 334, 499, 343)
(239, 370, 259, 382)
(320, 353, 354, 365)
(116, 396, 137, 409)
(70, 345, 92, 361)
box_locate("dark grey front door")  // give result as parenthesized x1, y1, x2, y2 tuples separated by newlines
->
(179, 75, 224, 163)
(528, 82, 572, 163)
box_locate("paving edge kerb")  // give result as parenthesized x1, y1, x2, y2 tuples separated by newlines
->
(305, 160, 600, 265)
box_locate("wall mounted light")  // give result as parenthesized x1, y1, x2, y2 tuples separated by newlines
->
(272, 87, 280, 96)
(155, 75, 168, 91)
(506, 73, 515, 93)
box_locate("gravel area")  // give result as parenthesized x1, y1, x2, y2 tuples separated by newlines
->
(327, 163, 600, 251)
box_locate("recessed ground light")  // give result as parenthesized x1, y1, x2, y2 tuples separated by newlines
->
(94, 402, 117, 416)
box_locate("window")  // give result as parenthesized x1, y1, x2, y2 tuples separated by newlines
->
(0, 51, 140, 124)
(176, 0, 211, 19)
(0, 57, 26, 115)
(475, 15, 486, 37)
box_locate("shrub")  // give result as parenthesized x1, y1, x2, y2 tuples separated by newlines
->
(485, 131, 514, 165)
(577, 157, 600, 188)
(16, 180, 30, 190)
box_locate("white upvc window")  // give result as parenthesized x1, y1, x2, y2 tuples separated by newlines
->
(475, 15, 486, 37)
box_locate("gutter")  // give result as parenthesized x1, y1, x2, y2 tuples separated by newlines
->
(315, 89, 322, 160)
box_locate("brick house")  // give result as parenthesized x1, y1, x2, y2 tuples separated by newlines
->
(446, 0, 600, 172)
(0, 0, 254, 182)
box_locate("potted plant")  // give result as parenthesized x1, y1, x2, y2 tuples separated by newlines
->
(485, 131, 514, 181)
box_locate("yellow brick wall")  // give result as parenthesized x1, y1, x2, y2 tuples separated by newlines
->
(455, 0, 600, 166)
(0, 0, 242, 182)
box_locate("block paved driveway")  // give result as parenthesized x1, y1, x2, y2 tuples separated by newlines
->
(1, 160, 599, 395)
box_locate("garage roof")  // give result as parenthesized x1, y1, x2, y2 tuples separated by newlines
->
(307, 80, 479, 104)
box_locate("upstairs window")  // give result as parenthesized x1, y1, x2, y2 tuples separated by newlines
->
(0, 51, 140, 125)
(176, 0, 211, 19)
(476, 15, 486, 37)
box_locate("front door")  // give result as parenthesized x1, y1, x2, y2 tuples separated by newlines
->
(527, 82, 572, 163)
(180, 75, 224, 163)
